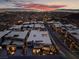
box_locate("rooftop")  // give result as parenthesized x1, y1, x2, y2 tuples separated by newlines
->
(0, 30, 11, 38)
(5, 31, 28, 40)
(53, 21, 63, 27)
(27, 30, 52, 45)
(34, 24, 45, 28)
(68, 29, 79, 40)
(9, 25, 23, 30)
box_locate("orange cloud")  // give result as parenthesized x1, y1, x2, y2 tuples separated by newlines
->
(47, 1, 79, 9)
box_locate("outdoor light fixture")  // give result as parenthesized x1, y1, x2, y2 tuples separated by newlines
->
(7, 45, 16, 55)
(32, 48, 41, 55)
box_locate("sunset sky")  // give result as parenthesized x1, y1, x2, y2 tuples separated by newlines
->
(0, 0, 79, 9)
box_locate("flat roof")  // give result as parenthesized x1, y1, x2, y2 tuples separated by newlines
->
(52, 21, 63, 28)
(9, 25, 23, 30)
(23, 24, 34, 28)
(53, 21, 64, 28)
(68, 29, 79, 40)
(31, 21, 37, 24)
(23, 22, 30, 25)
(27, 30, 52, 45)
(64, 24, 77, 29)
(47, 21, 54, 24)
(65, 24, 77, 27)
(34, 24, 45, 28)
(37, 21, 44, 24)
(59, 23, 79, 40)
(5, 31, 28, 39)
(0, 30, 11, 38)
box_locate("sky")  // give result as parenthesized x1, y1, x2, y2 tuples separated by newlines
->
(0, 0, 79, 9)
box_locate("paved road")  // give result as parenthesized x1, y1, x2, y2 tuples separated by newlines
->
(44, 22, 78, 59)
